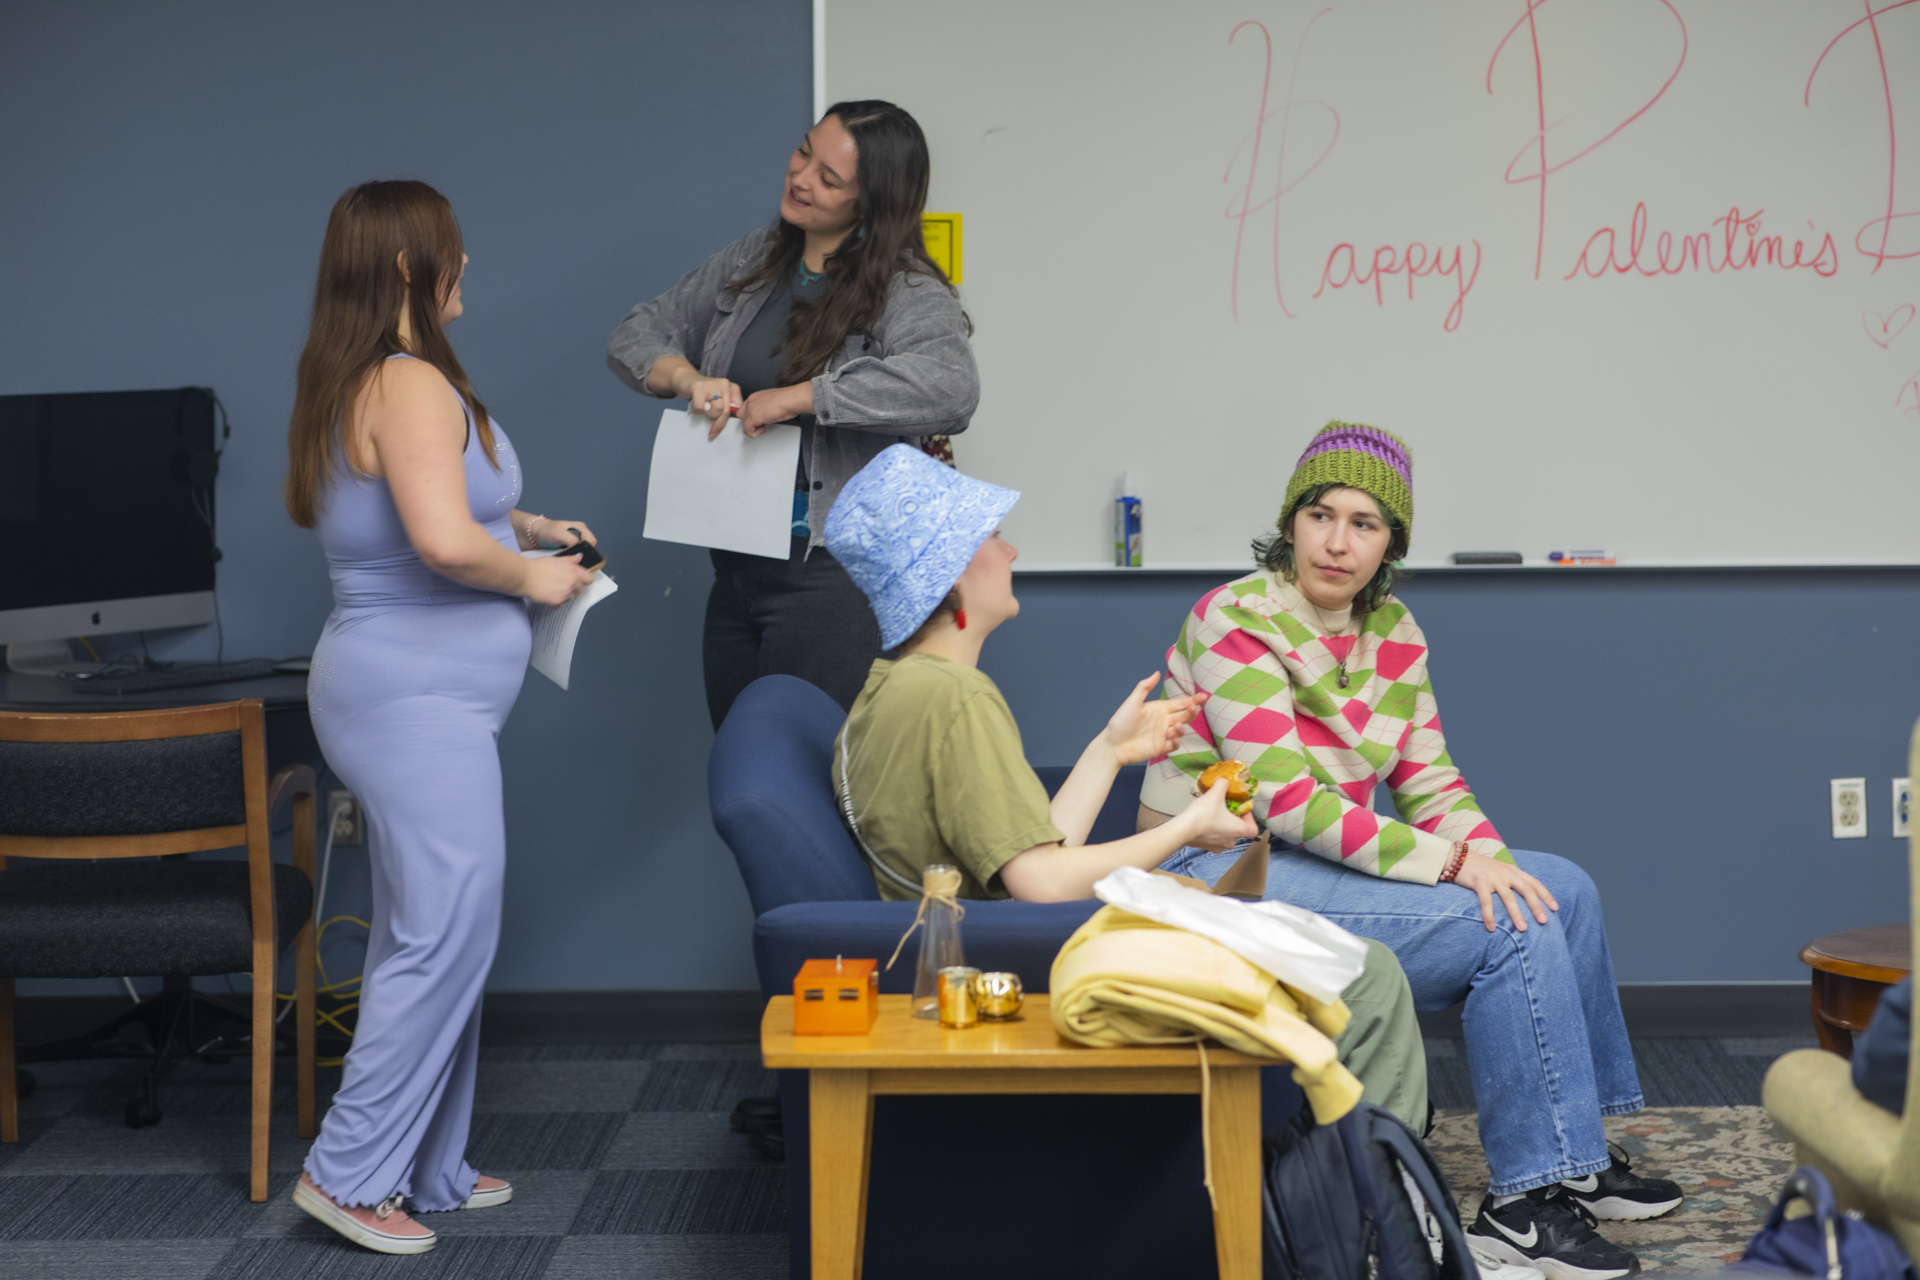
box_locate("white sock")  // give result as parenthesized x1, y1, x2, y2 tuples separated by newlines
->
(1491, 1192, 1527, 1207)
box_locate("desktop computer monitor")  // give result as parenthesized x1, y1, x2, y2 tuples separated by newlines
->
(0, 388, 220, 668)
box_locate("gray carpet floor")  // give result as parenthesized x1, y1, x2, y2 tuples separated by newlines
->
(0, 1035, 1818, 1279)
(1, 1042, 785, 1280)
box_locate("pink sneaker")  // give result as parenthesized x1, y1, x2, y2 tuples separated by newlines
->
(462, 1175, 514, 1209)
(292, 1172, 437, 1254)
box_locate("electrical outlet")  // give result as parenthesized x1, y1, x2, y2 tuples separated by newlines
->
(326, 790, 364, 846)
(1896, 778, 1912, 839)
(1832, 778, 1868, 839)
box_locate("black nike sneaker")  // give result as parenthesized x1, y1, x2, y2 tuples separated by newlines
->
(1467, 1185, 1641, 1280)
(1562, 1141, 1684, 1220)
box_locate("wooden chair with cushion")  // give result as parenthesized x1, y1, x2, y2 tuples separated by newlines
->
(0, 699, 318, 1202)
(1764, 715, 1920, 1258)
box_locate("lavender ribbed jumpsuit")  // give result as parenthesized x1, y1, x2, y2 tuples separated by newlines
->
(302, 356, 529, 1209)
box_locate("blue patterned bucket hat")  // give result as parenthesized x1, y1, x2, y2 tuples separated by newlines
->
(825, 444, 1021, 649)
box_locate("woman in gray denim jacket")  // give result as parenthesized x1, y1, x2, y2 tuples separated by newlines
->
(607, 100, 979, 730)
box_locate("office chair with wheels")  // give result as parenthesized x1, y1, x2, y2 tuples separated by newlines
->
(0, 698, 318, 1202)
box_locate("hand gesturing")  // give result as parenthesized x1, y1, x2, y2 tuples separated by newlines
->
(1100, 673, 1208, 766)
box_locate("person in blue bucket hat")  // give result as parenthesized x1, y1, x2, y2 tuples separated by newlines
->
(825, 445, 1432, 1127)
(825, 443, 1252, 901)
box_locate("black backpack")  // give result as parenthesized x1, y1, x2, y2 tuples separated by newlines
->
(1262, 1101, 1475, 1280)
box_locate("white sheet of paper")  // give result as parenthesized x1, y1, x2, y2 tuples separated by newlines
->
(642, 408, 802, 560)
(523, 553, 618, 691)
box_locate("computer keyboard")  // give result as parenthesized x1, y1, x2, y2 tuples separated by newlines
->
(68, 658, 283, 695)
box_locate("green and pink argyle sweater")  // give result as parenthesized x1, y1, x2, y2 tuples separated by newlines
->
(1140, 573, 1513, 885)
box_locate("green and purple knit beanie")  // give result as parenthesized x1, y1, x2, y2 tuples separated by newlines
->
(1279, 420, 1414, 546)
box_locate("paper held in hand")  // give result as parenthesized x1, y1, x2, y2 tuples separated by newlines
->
(522, 551, 618, 691)
(642, 408, 802, 560)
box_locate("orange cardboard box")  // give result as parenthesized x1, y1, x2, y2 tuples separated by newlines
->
(793, 957, 880, 1035)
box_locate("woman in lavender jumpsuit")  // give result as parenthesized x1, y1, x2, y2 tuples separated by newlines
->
(305, 362, 526, 1209)
(285, 181, 599, 1254)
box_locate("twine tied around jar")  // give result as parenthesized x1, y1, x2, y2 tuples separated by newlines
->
(886, 864, 966, 970)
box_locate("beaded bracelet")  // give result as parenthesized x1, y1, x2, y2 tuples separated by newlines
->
(523, 514, 548, 549)
(1438, 841, 1469, 883)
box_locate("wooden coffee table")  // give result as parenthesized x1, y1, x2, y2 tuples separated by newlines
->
(1800, 923, 1912, 1057)
(761, 993, 1267, 1280)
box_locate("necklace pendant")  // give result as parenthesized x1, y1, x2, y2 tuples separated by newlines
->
(1337, 670, 1350, 689)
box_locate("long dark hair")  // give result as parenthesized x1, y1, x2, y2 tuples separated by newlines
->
(286, 180, 495, 528)
(729, 100, 959, 385)
(1251, 483, 1410, 615)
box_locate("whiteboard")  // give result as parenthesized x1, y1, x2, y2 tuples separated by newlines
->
(824, 0, 1920, 568)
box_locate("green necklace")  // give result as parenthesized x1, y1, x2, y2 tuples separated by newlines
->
(797, 261, 825, 287)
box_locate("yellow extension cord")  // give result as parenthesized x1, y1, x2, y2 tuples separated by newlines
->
(275, 913, 369, 1066)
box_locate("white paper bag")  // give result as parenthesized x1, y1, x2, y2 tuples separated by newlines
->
(1092, 865, 1369, 1003)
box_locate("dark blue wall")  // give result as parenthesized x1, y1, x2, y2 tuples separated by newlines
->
(0, 0, 811, 994)
(986, 568, 1920, 982)
(4, 2, 1907, 994)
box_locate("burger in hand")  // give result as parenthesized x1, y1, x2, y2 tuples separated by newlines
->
(1197, 759, 1254, 816)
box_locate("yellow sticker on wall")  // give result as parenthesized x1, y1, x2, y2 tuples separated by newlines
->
(922, 213, 962, 284)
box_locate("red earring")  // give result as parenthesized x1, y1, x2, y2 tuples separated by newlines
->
(954, 609, 968, 631)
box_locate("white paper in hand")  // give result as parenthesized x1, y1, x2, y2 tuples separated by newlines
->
(642, 408, 802, 560)
(523, 552, 617, 691)
(1092, 865, 1368, 1004)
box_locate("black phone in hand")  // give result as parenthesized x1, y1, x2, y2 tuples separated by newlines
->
(554, 539, 604, 571)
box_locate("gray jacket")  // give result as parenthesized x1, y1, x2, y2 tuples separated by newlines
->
(607, 225, 979, 548)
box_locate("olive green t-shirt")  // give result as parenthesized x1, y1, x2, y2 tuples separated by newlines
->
(832, 654, 1066, 902)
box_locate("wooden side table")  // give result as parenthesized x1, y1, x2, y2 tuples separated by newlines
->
(1800, 923, 1912, 1057)
(762, 993, 1268, 1280)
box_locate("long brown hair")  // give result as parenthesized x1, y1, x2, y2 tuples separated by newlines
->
(286, 180, 495, 528)
(729, 100, 961, 385)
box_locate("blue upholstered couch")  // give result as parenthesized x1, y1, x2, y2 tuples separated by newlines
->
(708, 674, 1305, 1279)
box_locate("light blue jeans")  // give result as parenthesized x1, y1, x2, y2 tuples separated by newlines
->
(1159, 844, 1642, 1194)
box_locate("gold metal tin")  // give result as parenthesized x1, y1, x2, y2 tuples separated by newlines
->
(973, 971, 1025, 1020)
(937, 966, 980, 1028)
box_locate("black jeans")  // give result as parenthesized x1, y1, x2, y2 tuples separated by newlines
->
(703, 538, 882, 730)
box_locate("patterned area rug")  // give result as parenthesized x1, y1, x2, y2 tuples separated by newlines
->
(1428, 1108, 1795, 1274)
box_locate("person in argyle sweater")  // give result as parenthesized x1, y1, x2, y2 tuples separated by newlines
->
(1143, 574, 1500, 885)
(1141, 423, 1682, 1280)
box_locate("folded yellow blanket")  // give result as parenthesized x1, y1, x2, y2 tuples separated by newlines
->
(1049, 905, 1363, 1125)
